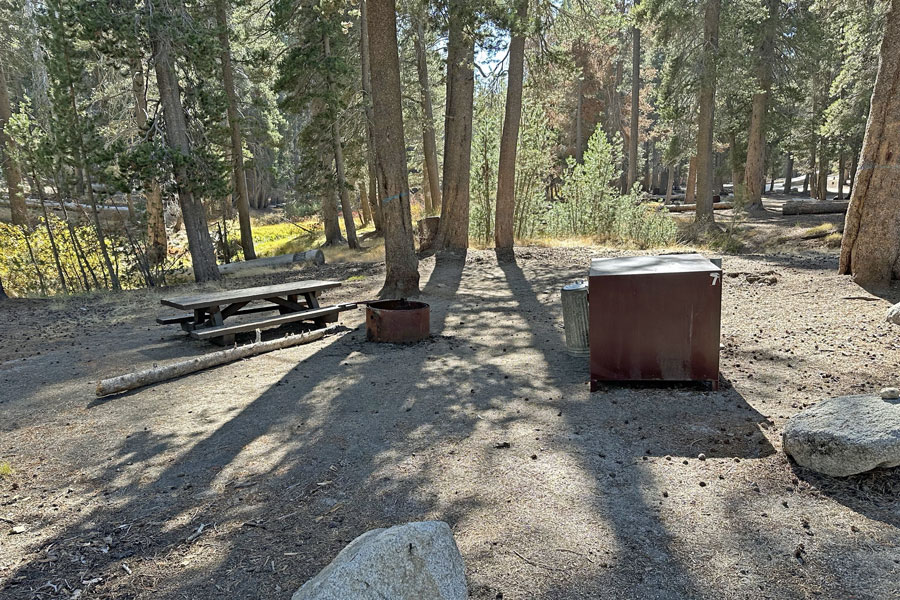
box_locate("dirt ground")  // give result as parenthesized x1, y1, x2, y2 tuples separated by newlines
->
(1, 198, 899, 600)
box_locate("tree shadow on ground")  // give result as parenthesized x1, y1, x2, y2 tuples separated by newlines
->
(493, 253, 777, 599)
(0, 250, 883, 600)
(790, 462, 900, 529)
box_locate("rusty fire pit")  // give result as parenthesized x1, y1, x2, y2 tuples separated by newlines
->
(365, 299, 430, 343)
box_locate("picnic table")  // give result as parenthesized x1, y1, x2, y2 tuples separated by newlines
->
(158, 280, 355, 344)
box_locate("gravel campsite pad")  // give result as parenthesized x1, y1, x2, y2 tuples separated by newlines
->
(1, 212, 899, 599)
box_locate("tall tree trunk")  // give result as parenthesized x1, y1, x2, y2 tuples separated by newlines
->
(744, 0, 777, 211)
(150, 11, 220, 282)
(33, 169, 67, 293)
(695, 0, 720, 224)
(367, 0, 419, 296)
(359, 0, 383, 234)
(414, 15, 441, 214)
(627, 21, 640, 189)
(848, 145, 859, 194)
(575, 78, 584, 164)
(817, 147, 828, 200)
(837, 152, 845, 199)
(321, 152, 343, 245)
(783, 154, 793, 193)
(494, 0, 527, 253)
(437, 3, 475, 251)
(132, 59, 167, 267)
(359, 180, 372, 225)
(0, 275, 6, 299)
(324, 35, 359, 250)
(685, 155, 697, 204)
(422, 159, 433, 214)
(808, 142, 817, 198)
(216, 0, 256, 260)
(840, 0, 900, 287)
(0, 58, 26, 226)
(665, 164, 675, 202)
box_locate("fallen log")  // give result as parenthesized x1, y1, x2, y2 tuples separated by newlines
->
(218, 250, 325, 275)
(668, 202, 734, 213)
(782, 200, 849, 216)
(96, 325, 338, 397)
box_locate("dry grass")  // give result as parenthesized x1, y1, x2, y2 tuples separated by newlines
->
(824, 232, 843, 248)
(803, 223, 839, 237)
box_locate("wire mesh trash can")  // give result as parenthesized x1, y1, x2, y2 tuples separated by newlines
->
(561, 281, 589, 356)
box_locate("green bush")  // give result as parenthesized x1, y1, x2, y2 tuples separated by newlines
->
(544, 129, 677, 247)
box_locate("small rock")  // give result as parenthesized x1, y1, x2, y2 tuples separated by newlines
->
(880, 388, 900, 400)
(292, 521, 466, 600)
(493, 442, 511, 449)
(10, 525, 27, 534)
(698, 453, 707, 461)
(886, 303, 900, 325)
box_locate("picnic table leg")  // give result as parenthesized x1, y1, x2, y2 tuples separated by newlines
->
(304, 291, 336, 325)
(191, 308, 207, 330)
(208, 305, 235, 346)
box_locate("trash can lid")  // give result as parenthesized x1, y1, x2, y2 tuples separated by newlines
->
(562, 280, 588, 291)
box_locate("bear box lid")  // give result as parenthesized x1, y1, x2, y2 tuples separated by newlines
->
(589, 254, 721, 277)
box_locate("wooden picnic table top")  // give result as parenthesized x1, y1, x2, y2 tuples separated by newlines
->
(161, 280, 341, 311)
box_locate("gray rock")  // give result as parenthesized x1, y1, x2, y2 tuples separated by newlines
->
(886, 303, 900, 325)
(292, 521, 466, 600)
(881, 387, 900, 399)
(783, 394, 900, 476)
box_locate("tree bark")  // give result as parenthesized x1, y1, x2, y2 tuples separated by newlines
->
(437, 3, 475, 251)
(494, 0, 527, 253)
(627, 22, 640, 189)
(324, 35, 359, 250)
(414, 15, 441, 214)
(150, 9, 220, 282)
(321, 152, 343, 245)
(131, 59, 167, 267)
(367, 0, 420, 296)
(840, 0, 900, 288)
(358, 180, 372, 225)
(783, 154, 793, 193)
(0, 275, 6, 299)
(817, 150, 828, 200)
(808, 142, 817, 198)
(359, 0, 382, 233)
(665, 164, 675, 202)
(0, 57, 26, 226)
(694, 0, 720, 224)
(744, 0, 777, 211)
(837, 152, 845, 199)
(575, 78, 584, 164)
(216, 0, 256, 260)
(422, 158, 433, 214)
(685, 155, 697, 205)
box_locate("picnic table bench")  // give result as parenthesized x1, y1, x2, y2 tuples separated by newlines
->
(158, 280, 355, 344)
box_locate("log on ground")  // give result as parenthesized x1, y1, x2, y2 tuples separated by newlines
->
(782, 200, 849, 216)
(96, 325, 337, 397)
(668, 202, 734, 213)
(218, 250, 325, 275)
